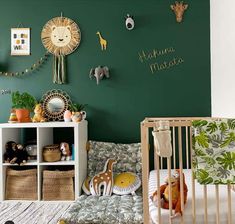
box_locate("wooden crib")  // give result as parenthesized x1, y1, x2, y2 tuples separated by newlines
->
(141, 117, 234, 224)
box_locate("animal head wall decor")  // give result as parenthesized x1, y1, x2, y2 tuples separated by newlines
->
(89, 66, 109, 85)
(171, 1, 188, 23)
(41, 15, 81, 84)
(125, 14, 135, 30)
(41, 16, 81, 56)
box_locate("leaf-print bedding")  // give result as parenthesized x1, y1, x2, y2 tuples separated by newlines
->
(192, 119, 235, 184)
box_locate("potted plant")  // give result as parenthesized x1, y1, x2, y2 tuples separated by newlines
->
(11, 91, 37, 122)
(69, 103, 87, 122)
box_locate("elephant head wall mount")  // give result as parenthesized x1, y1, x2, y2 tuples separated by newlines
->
(89, 66, 110, 85)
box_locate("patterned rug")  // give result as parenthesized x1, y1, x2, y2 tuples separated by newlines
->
(0, 202, 72, 224)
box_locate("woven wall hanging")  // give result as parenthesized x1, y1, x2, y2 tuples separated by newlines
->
(41, 15, 81, 84)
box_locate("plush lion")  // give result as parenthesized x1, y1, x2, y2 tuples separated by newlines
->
(151, 169, 188, 218)
(32, 104, 46, 122)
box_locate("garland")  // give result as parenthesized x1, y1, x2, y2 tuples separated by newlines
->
(0, 52, 50, 77)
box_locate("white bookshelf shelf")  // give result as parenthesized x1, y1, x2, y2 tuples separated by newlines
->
(40, 161, 75, 166)
(0, 121, 88, 201)
(3, 160, 38, 166)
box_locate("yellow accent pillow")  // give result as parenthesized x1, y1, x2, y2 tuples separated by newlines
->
(113, 172, 141, 195)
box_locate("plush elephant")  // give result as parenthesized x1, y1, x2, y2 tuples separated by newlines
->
(89, 66, 109, 85)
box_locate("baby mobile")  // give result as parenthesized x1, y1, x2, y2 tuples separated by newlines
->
(41, 13, 81, 84)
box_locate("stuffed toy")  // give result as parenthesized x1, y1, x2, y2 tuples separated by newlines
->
(60, 142, 72, 161)
(113, 172, 141, 195)
(4, 142, 29, 165)
(32, 104, 46, 122)
(15, 144, 29, 165)
(151, 169, 188, 217)
(4, 141, 18, 164)
(90, 158, 116, 196)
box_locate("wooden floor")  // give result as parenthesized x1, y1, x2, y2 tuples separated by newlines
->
(0, 201, 72, 224)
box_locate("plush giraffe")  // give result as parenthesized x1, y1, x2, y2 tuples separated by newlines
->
(171, 1, 188, 23)
(90, 158, 116, 196)
(96, 31, 107, 50)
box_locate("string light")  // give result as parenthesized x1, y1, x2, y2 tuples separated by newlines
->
(0, 52, 50, 77)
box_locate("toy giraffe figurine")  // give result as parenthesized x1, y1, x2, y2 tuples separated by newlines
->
(96, 31, 107, 50)
(90, 158, 116, 196)
(171, 1, 188, 23)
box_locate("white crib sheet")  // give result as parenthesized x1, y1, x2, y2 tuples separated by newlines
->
(149, 169, 235, 224)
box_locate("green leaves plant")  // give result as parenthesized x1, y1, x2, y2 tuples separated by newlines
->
(12, 91, 37, 111)
(69, 103, 87, 112)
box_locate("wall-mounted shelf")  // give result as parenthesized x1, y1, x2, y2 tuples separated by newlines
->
(0, 121, 88, 201)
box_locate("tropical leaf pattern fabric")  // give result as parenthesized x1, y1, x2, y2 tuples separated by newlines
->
(192, 119, 235, 184)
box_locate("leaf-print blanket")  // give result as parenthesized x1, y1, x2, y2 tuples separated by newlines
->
(192, 119, 235, 184)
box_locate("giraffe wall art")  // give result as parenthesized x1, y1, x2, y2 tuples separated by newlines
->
(96, 31, 107, 50)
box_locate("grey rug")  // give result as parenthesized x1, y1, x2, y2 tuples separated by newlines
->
(0, 202, 72, 224)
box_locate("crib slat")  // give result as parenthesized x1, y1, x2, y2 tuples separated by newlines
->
(203, 185, 208, 224)
(215, 185, 220, 224)
(227, 184, 232, 224)
(178, 127, 184, 224)
(140, 123, 149, 224)
(173, 126, 176, 169)
(156, 154, 162, 224)
(185, 127, 189, 169)
(167, 158, 172, 224)
(190, 127, 196, 224)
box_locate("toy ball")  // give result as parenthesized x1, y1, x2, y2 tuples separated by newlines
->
(125, 14, 135, 30)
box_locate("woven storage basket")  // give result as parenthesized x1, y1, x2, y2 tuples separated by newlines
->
(43, 170, 75, 200)
(43, 144, 61, 162)
(6, 168, 37, 200)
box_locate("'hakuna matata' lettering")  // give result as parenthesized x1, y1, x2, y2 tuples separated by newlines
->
(149, 57, 184, 74)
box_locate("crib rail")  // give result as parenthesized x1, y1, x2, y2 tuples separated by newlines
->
(141, 117, 233, 224)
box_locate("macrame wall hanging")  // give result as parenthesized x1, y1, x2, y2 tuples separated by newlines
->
(41, 14, 81, 84)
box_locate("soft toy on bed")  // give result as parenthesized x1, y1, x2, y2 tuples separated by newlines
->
(89, 158, 117, 196)
(151, 169, 188, 218)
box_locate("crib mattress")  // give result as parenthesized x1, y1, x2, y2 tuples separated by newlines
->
(149, 169, 235, 224)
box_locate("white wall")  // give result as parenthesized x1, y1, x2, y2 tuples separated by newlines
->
(211, 0, 235, 117)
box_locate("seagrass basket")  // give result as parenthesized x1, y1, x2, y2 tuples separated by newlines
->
(6, 168, 37, 200)
(42, 170, 75, 200)
(43, 144, 61, 162)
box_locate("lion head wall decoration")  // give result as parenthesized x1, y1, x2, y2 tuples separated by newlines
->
(41, 16, 81, 84)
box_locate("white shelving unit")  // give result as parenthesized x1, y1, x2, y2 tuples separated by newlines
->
(0, 121, 88, 201)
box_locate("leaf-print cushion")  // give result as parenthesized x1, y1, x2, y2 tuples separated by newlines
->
(87, 141, 142, 178)
(192, 119, 235, 184)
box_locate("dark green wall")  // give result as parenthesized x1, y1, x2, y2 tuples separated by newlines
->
(0, 0, 211, 143)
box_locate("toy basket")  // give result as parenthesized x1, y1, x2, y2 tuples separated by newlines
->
(5, 168, 37, 200)
(43, 144, 61, 162)
(42, 169, 75, 200)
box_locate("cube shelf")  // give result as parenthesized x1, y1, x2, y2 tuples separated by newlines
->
(0, 121, 88, 201)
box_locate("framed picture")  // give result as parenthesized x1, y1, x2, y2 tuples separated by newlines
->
(11, 28, 30, 56)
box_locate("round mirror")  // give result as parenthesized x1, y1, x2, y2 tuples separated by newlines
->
(41, 89, 71, 121)
(47, 97, 65, 113)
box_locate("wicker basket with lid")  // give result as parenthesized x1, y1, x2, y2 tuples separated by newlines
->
(43, 144, 61, 162)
